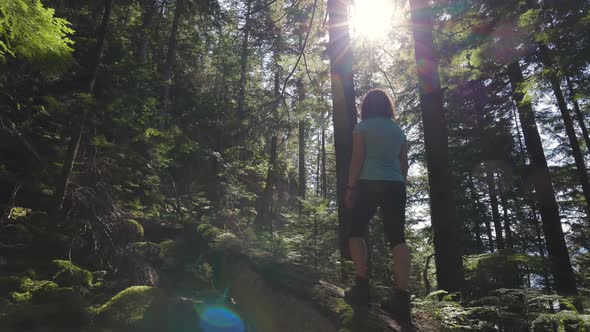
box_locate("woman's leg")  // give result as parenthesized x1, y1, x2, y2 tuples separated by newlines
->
(349, 237, 368, 278)
(391, 243, 410, 290)
(349, 181, 377, 279)
(382, 182, 408, 290)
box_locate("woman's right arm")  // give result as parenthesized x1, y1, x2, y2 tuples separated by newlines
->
(400, 142, 408, 181)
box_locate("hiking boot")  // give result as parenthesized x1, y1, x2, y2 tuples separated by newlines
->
(344, 276, 370, 307)
(382, 288, 412, 324)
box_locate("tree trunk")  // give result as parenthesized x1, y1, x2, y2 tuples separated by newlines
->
(237, 0, 252, 117)
(485, 166, 504, 250)
(409, 0, 464, 292)
(316, 127, 321, 197)
(56, 0, 113, 209)
(540, 46, 590, 219)
(297, 80, 306, 201)
(467, 174, 485, 253)
(507, 61, 577, 295)
(162, 0, 183, 116)
(565, 75, 590, 155)
(327, 0, 357, 270)
(321, 123, 327, 198)
(497, 173, 513, 248)
(256, 135, 278, 227)
(298, 121, 306, 198)
(255, 62, 281, 228)
(137, 0, 157, 63)
(469, 174, 495, 252)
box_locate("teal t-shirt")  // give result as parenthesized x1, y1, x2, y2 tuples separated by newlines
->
(353, 117, 406, 182)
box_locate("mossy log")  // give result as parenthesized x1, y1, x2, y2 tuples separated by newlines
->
(206, 231, 407, 332)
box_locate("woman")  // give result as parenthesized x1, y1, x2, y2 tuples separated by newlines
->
(344, 89, 411, 323)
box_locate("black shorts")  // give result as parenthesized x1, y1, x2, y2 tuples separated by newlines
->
(349, 180, 407, 248)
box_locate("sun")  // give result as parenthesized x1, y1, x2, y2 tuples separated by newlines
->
(351, 0, 396, 41)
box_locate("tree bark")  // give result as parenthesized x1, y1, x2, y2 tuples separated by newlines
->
(321, 123, 327, 198)
(137, 0, 157, 63)
(507, 61, 577, 295)
(316, 127, 321, 197)
(467, 174, 485, 253)
(409, 0, 464, 292)
(297, 81, 306, 200)
(565, 75, 590, 155)
(255, 60, 281, 228)
(485, 166, 504, 250)
(162, 0, 183, 115)
(327, 0, 357, 268)
(56, 0, 113, 210)
(237, 0, 252, 117)
(497, 173, 513, 248)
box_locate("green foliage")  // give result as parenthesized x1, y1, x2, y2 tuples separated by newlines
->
(0, 0, 73, 69)
(464, 249, 547, 295)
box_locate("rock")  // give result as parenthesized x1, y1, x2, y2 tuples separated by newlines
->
(0, 278, 90, 331)
(96, 286, 166, 330)
(51, 259, 93, 289)
(122, 219, 145, 242)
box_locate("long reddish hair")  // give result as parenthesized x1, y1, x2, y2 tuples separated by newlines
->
(360, 89, 395, 120)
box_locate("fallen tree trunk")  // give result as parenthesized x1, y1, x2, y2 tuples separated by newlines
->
(205, 230, 407, 331)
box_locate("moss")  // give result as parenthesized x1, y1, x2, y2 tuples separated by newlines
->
(19, 277, 58, 293)
(334, 298, 354, 327)
(124, 219, 145, 242)
(133, 241, 160, 257)
(159, 240, 178, 258)
(52, 259, 93, 288)
(0, 281, 90, 330)
(9, 291, 32, 303)
(96, 286, 165, 329)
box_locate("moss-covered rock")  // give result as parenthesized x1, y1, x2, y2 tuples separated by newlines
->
(96, 286, 166, 329)
(159, 240, 178, 258)
(52, 259, 93, 289)
(123, 219, 145, 242)
(0, 300, 91, 331)
(133, 241, 161, 256)
(0, 279, 90, 331)
(5, 277, 59, 304)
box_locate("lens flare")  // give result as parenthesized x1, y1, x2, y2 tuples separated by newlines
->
(199, 306, 245, 332)
(351, 0, 396, 41)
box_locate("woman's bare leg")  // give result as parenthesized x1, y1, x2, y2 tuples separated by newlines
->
(349, 237, 368, 278)
(391, 243, 410, 290)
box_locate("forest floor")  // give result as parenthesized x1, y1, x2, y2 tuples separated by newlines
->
(0, 214, 458, 331)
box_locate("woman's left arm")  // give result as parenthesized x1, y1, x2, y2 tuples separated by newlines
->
(345, 132, 365, 208)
